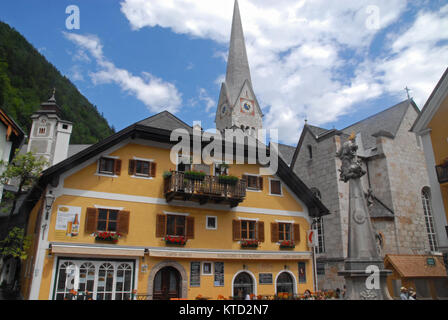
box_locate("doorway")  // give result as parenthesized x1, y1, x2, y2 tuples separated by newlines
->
(153, 267, 181, 300)
(233, 271, 254, 299)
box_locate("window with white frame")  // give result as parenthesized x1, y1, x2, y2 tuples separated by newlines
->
(422, 187, 438, 252)
(269, 179, 282, 196)
(202, 262, 213, 275)
(54, 259, 135, 300)
(311, 188, 325, 254)
(315, 217, 325, 254)
(206, 216, 217, 230)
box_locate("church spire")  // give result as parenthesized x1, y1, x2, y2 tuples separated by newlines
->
(225, 0, 252, 105)
(215, 0, 262, 136)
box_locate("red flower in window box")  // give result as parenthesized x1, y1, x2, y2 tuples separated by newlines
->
(164, 235, 187, 246)
(240, 239, 259, 248)
(279, 240, 295, 249)
(94, 231, 121, 242)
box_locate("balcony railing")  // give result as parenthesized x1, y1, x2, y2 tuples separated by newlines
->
(164, 171, 246, 207)
(436, 164, 448, 184)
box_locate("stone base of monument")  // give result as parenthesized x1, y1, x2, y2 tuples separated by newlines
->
(338, 259, 393, 300)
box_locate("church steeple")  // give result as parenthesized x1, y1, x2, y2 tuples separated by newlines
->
(225, 0, 252, 106)
(215, 0, 263, 137)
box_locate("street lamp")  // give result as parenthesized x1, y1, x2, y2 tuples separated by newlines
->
(44, 191, 55, 220)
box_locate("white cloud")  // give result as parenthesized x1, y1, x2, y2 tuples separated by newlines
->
(63, 32, 182, 114)
(120, 0, 447, 144)
(198, 88, 216, 113)
(377, 5, 448, 106)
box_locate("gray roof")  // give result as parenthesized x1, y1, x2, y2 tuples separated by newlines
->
(341, 100, 411, 150)
(67, 145, 91, 158)
(137, 111, 192, 133)
(306, 124, 331, 138)
(272, 142, 296, 166)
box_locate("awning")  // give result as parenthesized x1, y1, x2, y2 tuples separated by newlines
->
(148, 248, 312, 260)
(50, 243, 145, 258)
(385, 254, 448, 278)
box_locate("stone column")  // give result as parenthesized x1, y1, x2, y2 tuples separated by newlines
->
(336, 134, 392, 300)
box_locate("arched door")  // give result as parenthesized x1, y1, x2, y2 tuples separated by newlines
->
(153, 267, 181, 300)
(276, 272, 294, 295)
(233, 272, 254, 299)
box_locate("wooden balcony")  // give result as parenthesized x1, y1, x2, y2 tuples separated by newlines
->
(436, 164, 448, 184)
(164, 172, 246, 208)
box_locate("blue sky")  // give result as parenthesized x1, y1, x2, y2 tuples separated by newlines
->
(1, 0, 447, 145)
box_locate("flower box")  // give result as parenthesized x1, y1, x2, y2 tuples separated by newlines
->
(94, 231, 121, 243)
(163, 171, 173, 179)
(164, 235, 187, 246)
(218, 175, 239, 185)
(184, 171, 206, 181)
(279, 240, 295, 249)
(240, 239, 259, 248)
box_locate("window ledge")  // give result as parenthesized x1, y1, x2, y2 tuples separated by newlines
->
(95, 173, 118, 178)
(269, 193, 283, 197)
(130, 175, 153, 180)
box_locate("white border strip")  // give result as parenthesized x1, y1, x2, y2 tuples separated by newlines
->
(60, 188, 310, 221)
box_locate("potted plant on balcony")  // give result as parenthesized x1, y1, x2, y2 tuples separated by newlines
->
(279, 240, 295, 249)
(163, 170, 173, 179)
(184, 170, 206, 181)
(240, 239, 259, 248)
(164, 235, 187, 246)
(218, 175, 239, 185)
(94, 231, 121, 243)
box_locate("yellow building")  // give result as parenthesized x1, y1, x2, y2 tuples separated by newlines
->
(412, 67, 448, 262)
(16, 1, 331, 300)
(18, 112, 329, 300)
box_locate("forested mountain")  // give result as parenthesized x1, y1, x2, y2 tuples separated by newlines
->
(0, 21, 115, 144)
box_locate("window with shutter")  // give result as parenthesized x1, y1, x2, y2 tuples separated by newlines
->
(278, 223, 292, 241)
(150, 162, 157, 178)
(271, 223, 279, 243)
(269, 180, 282, 196)
(257, 221, 264, 242)
(244, 174, 263, 191)
(232, 220, 241, 241)
(240, 220, 257, 240)
(156, 214, 166, 238)
(128, 159, 136, 175)
(166, 215, 186, 237)
(129, 159, 157, 178)
(117, 211, 130, 234)
(85, 208, 98, 234)
(293, 224, 301, 243)
(114, 159, 122, 176)
(135, 160, 150, 177)
(186, 216, 195, 239)
(97, 209, 119, 232)
(98, 158, 116, 175)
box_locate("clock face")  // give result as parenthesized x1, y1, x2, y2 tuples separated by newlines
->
(240, 98, 254, 115)
(220, 104, 228, 119)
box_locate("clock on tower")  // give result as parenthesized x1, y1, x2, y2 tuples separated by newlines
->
(240, 98, 255, 116)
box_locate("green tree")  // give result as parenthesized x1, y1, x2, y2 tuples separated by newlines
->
(0, 150, 48, 223)
(0, 150, 47, 292)
(0, 227, 31, 261)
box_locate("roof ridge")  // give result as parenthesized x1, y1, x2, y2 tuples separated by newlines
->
(138, 110, 192, 130)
